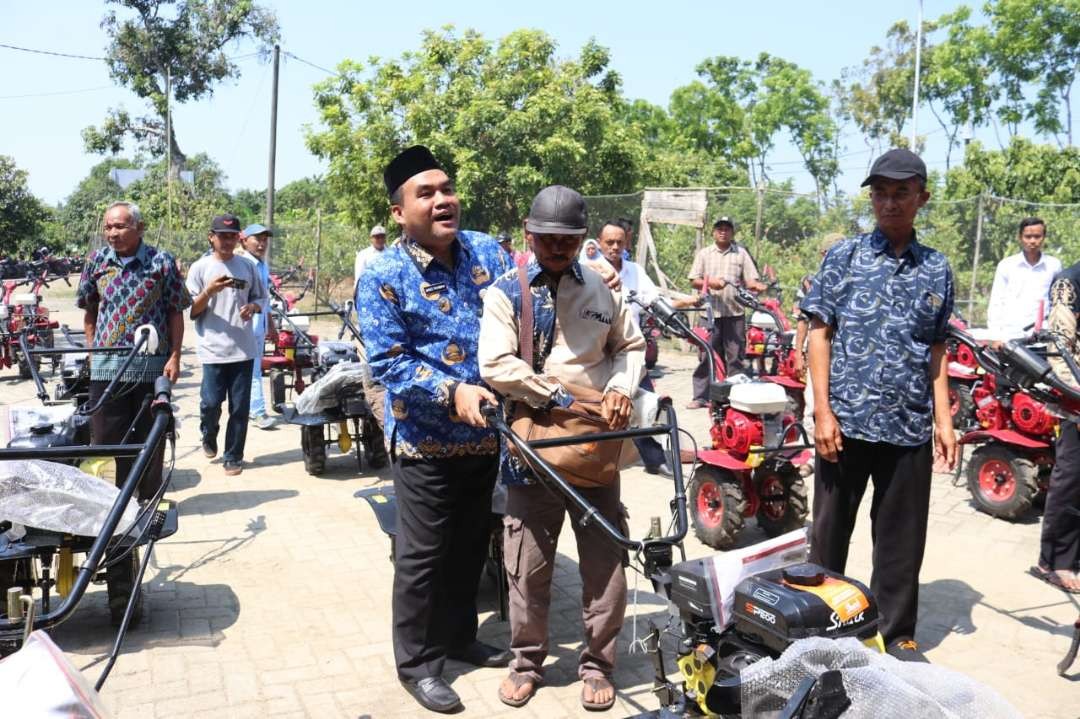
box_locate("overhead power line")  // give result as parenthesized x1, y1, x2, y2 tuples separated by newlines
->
(284, 51, 338, 76)
(0, 85, 114, 100)
(0, 41, 106, 61)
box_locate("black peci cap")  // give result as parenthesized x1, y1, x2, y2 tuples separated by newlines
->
(384, 145, 444, 197)
(861, 148, 927, 187)
(524, 185, 588, 236)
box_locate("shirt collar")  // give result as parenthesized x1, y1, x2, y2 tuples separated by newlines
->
(712, 242, 739, 255)
(103, 240, 150, 268)
(1017, 252, 1046, 270)
(869, 228, 922, 264)
(525, 257, 586, 286)
(402, 233, 468, 273)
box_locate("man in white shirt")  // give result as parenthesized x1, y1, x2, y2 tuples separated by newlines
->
(597, 220, 699, 477)
(987, 218, 1060, 339)
(354, 224, 388, 292)
(186, 214, 268, 476)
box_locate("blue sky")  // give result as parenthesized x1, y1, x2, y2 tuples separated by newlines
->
(1, 1, 984, 205)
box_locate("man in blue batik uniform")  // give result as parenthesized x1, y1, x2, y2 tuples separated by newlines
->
(802, 148, 957, 662)
(356, 146, 511, 713)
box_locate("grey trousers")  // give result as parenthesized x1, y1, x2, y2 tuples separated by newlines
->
(503, 480, 627, 682)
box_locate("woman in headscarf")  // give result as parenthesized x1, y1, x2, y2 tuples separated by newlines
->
(578, 238, 604, 264)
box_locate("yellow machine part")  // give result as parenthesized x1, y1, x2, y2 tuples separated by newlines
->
(863, 632, 886, 653)
(337, 422, 352, 453)
(55, 548, 74, 597)
(79, 457, 116, 483)
(677, 645, 719, 717)
(746, 445, 765, 468)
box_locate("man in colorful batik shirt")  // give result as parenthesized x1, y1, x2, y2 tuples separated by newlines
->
(77, 200, 191, 501)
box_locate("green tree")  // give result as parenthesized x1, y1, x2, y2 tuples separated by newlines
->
(837, 20, 927, 161)
(673, 54, 839, 205)
(306, 27, 650, 234)
(56, 158, 136, 247)
(922, 7, 998, 170)
(986, 0, 1080, 147)
(0, 156, 49, 256)
(83, 0, 279, 174)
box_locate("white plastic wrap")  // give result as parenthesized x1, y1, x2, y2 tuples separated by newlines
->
(0, 631, 113, 718)
(739, 637, 1022, 719)
(295, 361, 368, 415)
(0, 460, 139, 537)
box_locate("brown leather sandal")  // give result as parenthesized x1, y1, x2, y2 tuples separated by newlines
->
(581, 676, 616, 711)
(498, 672, 536, 708)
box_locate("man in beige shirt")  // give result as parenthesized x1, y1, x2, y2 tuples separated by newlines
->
(686, 216, 766, 407)
(479, 185, 644, 712)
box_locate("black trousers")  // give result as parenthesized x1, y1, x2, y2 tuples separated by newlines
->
(88, 380, 164, 502)
(808, 436, 932, 644)
(692, 315, 745, 401)
(1040, 423, 1080, 572)
(392, 453, 498, 680)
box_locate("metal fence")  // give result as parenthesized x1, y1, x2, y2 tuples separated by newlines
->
(79, 186, 1080, 325)
(585, 188, 1080, 326)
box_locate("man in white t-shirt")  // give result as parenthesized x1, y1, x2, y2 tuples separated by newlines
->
(597, 220, 700, 477)
(354, 224, 388, 292)
(987, 217, 1061, 339)
(186, 214, 268, 476)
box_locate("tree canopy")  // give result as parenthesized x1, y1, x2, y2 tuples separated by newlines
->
(82, 0, 279, 173)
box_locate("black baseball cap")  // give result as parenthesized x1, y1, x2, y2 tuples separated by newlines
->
(713, 216, 736, 230)
(525, 185, 588, 236)
(861, 148, 927, 187)
(211, 214, 242, 234)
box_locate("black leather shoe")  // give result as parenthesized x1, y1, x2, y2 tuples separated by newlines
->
(448, 640, 512, 668)
(400, 676, 462, 713)
(645, 463, 674, 478)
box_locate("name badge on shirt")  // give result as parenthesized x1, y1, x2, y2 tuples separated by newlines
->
(581, 308, 612, 325)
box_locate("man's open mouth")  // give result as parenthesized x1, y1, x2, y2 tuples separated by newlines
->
(433, 210, 455, 223)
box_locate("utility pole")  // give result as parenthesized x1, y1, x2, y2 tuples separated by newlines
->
(166, 68, 172, 240)
(753, 182, 766, 254)
(265, 43, 280, 268)
(969, 193, 985, 321)
(910, 0, 924, 148)
(313, 208, 322, 313)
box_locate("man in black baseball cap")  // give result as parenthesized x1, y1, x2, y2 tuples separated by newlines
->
(357, 145, 513, 713)
(859, 147, 927, 187)
(801, 147, 955, 661)
(185, 212, 267, 476)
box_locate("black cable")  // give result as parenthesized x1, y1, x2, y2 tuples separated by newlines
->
(0, 42, 106, 61)
(0, 86, 114, 100)
(284, 51, 338, 76)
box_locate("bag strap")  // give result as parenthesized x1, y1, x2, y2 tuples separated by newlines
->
(517, 264, 534, 369)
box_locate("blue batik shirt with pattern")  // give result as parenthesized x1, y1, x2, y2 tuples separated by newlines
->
(491, 258, 582, 486)
(356, 230, 510, 459)
(800, 229, 954, 446)
(76, 240, 191, 382)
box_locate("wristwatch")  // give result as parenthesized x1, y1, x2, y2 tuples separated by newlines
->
(549, 385, 575, 410)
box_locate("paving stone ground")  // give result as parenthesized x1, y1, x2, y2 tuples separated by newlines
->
(6, 289, 1079, 718)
